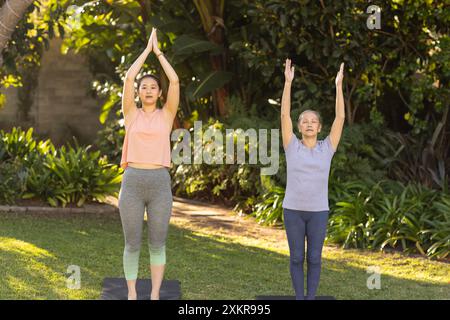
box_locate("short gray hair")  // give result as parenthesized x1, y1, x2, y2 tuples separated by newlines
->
(298, 109, 322, 124)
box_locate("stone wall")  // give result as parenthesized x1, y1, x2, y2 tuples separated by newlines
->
(0, 37, 106, 147)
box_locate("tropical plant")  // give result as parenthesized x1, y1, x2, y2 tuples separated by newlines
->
(251, 186, 285, 226)
(0, 127, 122, 207)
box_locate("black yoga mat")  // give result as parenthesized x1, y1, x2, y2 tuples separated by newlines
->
(101, 278, 181, 300)
(255, 295, 336, 300)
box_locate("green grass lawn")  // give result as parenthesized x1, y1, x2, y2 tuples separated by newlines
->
(0, 211, 449, 300)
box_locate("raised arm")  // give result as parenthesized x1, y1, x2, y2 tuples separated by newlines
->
(281, 58, 294, 149)
(329, 62, 345, 151)
(122, 29, 154, 118)
(152, 28, 180, 120)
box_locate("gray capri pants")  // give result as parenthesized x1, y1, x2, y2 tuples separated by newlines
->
(118, 166, 173, 280)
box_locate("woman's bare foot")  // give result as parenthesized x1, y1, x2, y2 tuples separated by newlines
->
(150, 292, 160, 300)
(128, 291, 137, 300)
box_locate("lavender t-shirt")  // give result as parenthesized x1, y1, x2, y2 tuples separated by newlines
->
(282, 134, 336, 212)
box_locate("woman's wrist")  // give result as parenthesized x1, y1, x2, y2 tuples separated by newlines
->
(143, 47, 151, 55)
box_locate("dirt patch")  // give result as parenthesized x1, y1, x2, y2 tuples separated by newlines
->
(103, 195, 288, 246)
(172, 198, 286, 242)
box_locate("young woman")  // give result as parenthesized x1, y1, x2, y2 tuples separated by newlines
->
(280, 59, 345, 300)
(118, 28, 179, 300)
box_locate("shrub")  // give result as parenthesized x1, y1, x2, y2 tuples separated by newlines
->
(170, 119, 264, 206)
(0, 127, 122, 207)
(328, 180, 450, 259)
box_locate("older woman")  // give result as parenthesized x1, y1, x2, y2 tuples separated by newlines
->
(280, 59, 345, 300)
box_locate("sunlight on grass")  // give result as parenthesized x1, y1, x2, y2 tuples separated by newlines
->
(5, 276, 41, 298)
(171, 219, 450, 289)
(0, 213, 449, 299)
(321, 247, 450, 285)
(0, 237, 55, 259)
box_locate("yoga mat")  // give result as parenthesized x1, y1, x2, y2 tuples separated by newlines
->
(101, 278, 181, 300)
(255, 295, 336, 300)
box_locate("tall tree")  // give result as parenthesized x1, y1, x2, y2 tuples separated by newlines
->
(0, 0, 35, 67)
(193, 0, 229, 117)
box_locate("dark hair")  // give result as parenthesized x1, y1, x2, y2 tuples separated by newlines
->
(136, 74, 161, 90)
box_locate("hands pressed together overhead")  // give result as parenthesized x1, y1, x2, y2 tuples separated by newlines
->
(146, 27, 162, 56)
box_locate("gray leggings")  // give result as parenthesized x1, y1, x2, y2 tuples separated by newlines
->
(118, 166, 173, 280)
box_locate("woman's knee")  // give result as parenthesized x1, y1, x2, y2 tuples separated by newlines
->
(125, 242, 141, 253)
(307, 251, 323, 265)
(149, 244, 166, 265)
(290, 253, 305, 266)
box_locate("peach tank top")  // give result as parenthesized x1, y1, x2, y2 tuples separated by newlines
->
(120, 108, 172, 169)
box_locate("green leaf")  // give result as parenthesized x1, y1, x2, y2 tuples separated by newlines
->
(172, 35, 219, 56)
(100, 95, 120, 124)
(186, 71, 233, 100)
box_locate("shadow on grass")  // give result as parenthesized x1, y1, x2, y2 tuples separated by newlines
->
(0, 212, 448, 299)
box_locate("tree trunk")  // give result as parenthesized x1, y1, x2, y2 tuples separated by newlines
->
(0, 0, 35, 67)
(193, 0, 228, 117)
